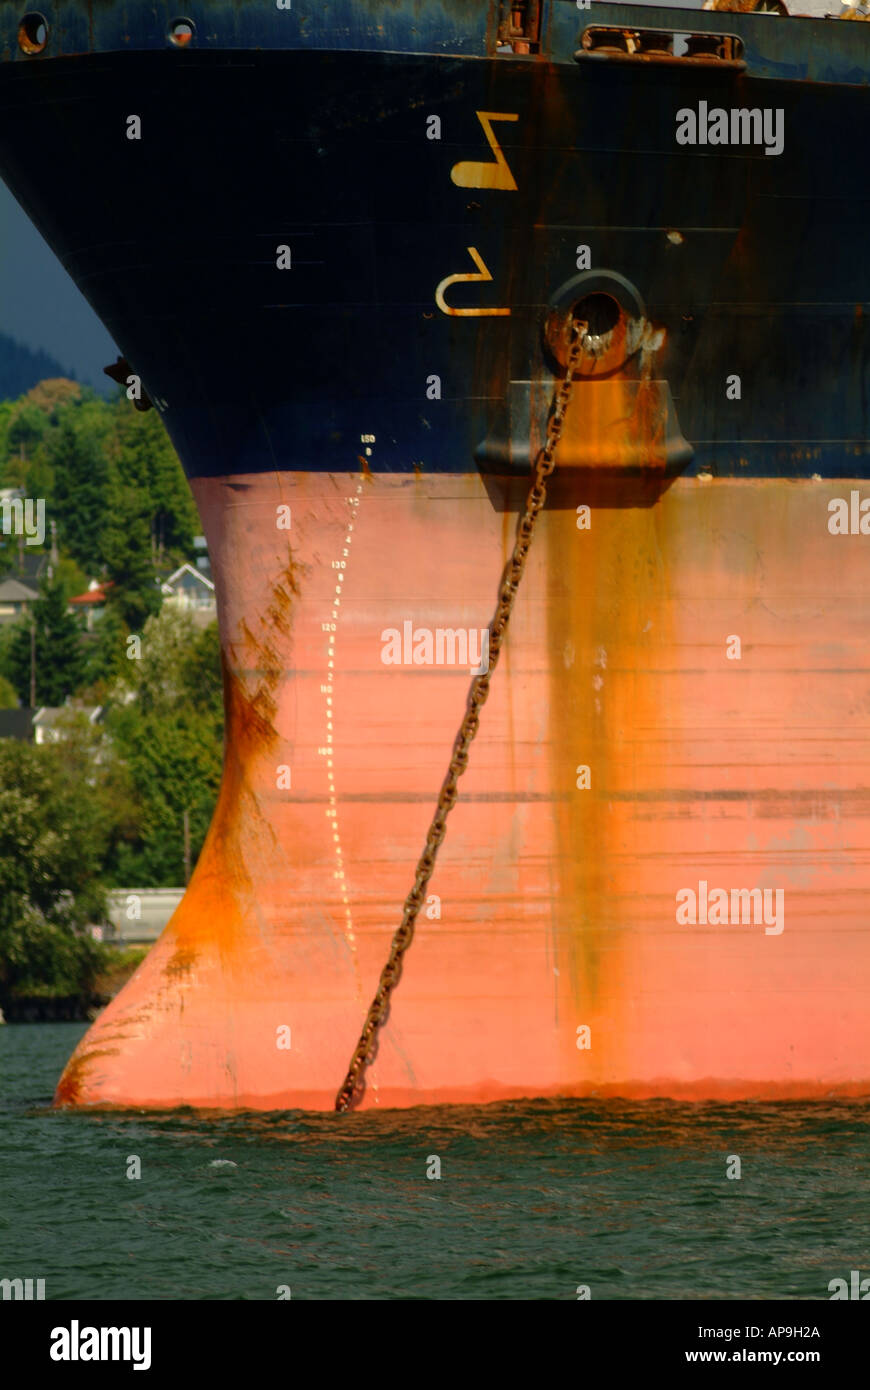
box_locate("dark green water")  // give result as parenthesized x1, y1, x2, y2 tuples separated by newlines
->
(2, 1023, 868, 1300)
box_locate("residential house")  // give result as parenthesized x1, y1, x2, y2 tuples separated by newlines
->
(32, 705, 104, 745)
(68, 579, 114, 631)
(161, 562, 216, 626)
(0, 575, 38, 625)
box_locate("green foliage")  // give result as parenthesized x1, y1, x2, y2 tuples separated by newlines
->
(106, 611, 223, 885)
(182, 621, 224, 717)
(102, 481, 161, 630)
(50, 411, 112, 568)
(2, 381, 86, 501)
(0, 623, 17, 687)
(1, 382, 197, 623)
(52, 555, 89, 603)
(1, 914, 107, 998)
(0, 381, 205, 703)
(116, 606, 219, 713)
(7, 399, 48, 456)
(0, 730, 112, 1001)
(0, 400, 15, 475)
(0, 380, 224, 992)
(107, 706, 222, 885)
(83, 605, 128, 693)
(0, 673, 18, 708)
(3, 577, 86, 706)
(111, 405, 198, 564)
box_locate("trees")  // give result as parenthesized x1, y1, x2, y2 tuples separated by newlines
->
(0, 380, 207, 704)
(83, 605, 128, 693)
(101, 480, 161, 631)
(1, 384, 84, 547)
(181, 620, 223, 717)
(4, 577, 86, 706)
(115, 604, 210, 711)
(0, 379, 224, 993)
(110, 402, 198, 566)
(1, 380, 199, 592)
(106, 610, 223, 885)
(49, 408, 112, 569)
(107, 705, 222, 885)
(0, 730, 110, 1003)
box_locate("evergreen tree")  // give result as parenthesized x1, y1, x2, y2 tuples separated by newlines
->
(50, 410, 111, 567)
(111, 402, 198, 564)
(0, 333, 67, 402)
(5, 577, 86, 706)
(0, 731, 111, 1003)
(101, 478, 161, 630)
(107, 705, 222, 884)
(105, 612, 223, 885)
(1, 380, 82, 507)
(181, 620, 224, 717)
(7, 398, 48, 456)
(0, 399, 16, 474)
(83, 605, 128, 691)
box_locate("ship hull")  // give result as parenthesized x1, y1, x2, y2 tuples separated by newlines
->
(0, 3, 867, 1107)
(56, 466, 870, 1109)
(0, 39, 867, 479)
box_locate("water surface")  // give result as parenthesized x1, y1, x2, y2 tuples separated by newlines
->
(2, 1024, 866, 1300)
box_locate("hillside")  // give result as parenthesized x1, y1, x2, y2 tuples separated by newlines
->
(0, 332, 70, 400)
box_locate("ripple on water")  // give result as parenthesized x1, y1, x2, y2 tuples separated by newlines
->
(2, 1024, 868, 1299)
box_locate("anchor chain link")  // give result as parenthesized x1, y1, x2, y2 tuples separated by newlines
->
(335, 319, 585, 1113)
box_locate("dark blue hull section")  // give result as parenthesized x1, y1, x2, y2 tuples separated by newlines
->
(0, 7, 867, 477)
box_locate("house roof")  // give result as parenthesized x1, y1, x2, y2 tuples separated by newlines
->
(33, 705, 102, 727)
(69, 582, 113, 606)
(0, 577, 39, 602)
(161, 562, 215, 594)
(1, 552, 49, 585)
(0, 708, 33, 741)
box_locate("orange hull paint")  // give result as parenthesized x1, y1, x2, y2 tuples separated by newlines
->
(55, 471, 870, 1110)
